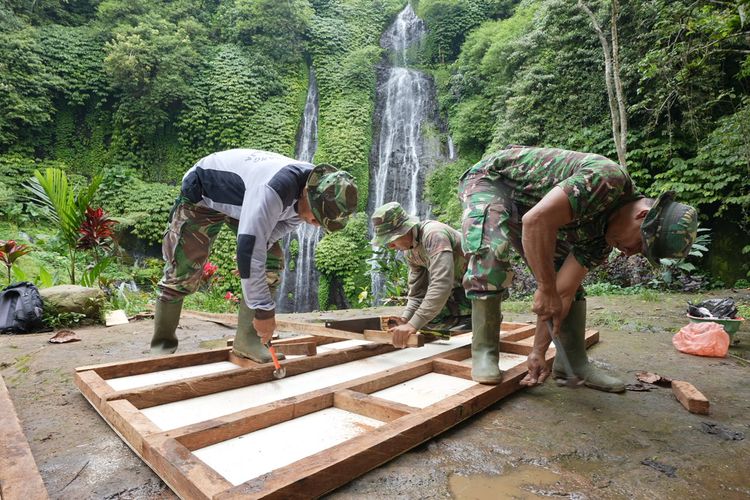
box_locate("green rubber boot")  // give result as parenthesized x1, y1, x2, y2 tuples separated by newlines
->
(150, 298, 183, 354)
(553, 299, 625, 393)
(231, 301, 285, 363)
(471, 295, 503, 385)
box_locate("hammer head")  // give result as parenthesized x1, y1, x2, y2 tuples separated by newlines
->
(273, 367, 287, 379)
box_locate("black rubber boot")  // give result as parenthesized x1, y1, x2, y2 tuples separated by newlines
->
(150, 298, 183, 354)
(231, 301, 285, 363)
(471, 295, 503, 384)
(553, 299, 625, 393)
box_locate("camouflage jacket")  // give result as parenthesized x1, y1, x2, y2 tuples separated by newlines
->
(464, 145, 643, 268)
(402, 221, 467, 329)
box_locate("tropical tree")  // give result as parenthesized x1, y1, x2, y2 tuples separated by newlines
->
(25, 168, 102, 284)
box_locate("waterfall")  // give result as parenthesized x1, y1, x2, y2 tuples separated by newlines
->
(368, 4, 448, 303)
(276, 68, 322, 313)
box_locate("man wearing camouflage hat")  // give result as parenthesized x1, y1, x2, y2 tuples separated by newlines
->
(459, 145, 697, 388)
(371, 202, 472, 348)
(151, 149, 358, 362)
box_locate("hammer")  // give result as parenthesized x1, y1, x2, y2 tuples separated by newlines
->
(264, 341, 286, 379)
(546, 321, 583, 388)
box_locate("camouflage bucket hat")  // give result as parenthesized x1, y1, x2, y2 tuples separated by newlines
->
(306, 164, 358, 233)
(370, 202, 419, 247)
(641, 191, 698, 266)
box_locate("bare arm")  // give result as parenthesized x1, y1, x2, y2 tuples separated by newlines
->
(520, 254, 588, 386)
(521, 187, 574, 332)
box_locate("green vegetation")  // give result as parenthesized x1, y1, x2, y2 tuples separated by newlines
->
(0, 0, 748, 317)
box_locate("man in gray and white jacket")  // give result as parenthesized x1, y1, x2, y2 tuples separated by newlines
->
(152, 149, 358, 362)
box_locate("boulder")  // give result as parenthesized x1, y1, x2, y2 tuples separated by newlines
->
(40, 285, 106, 319)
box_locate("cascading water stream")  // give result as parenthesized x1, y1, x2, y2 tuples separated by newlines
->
(276, 68, 322, 313)
(368, 4, 448, 303)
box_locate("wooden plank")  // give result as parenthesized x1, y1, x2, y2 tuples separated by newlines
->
(499, 323, 535, 341)
(174, 393, 335, 451)
(672, 380, 710, 415)
(273, 341, 317, 356)
(143, 434, 233, 500)
(103, 400, 163, 455)
(74, 370, 115, 409)
(333, 390, 420, 422)
(276, 320, 368, 341)
(0, 376, 48, 500)
(362, 329, 424, 347)
(76, 348, 232, 379)
(107, 343, 396, 409)
(432, 359, 473, 380)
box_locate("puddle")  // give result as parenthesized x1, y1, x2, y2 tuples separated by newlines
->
(449, 465, 561, 499)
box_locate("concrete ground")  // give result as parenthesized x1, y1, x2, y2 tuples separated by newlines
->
(1, 290, 748, 499)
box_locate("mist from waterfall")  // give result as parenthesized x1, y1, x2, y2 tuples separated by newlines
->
(276, 68, 322, 313)
(369, 4, 447, 303)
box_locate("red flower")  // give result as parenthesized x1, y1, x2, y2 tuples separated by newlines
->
(202, 262, 218, 281)
(223, 291, 239, 303)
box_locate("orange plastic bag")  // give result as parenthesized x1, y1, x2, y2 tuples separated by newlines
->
(672, 322, 730, 357)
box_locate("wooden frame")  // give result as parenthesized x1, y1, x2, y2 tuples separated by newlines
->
(75, 322, 598, 499)
(0, 375, 49, 500)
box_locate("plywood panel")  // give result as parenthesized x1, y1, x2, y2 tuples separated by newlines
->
(371, 372, 477, 408)
(193, 408, 384, 486)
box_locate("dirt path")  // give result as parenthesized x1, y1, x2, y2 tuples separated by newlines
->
(1, 292, 748, 499)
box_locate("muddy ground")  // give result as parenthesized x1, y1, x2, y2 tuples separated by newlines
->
(1, 290, 749, 500)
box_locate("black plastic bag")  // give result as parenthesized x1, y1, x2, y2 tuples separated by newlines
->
(687, 298, 738, 319)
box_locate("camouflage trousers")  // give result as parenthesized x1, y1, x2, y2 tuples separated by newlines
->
(425, 286, 472, 333)
(158, 197, 284, 302)
(459, 171, 576, 299)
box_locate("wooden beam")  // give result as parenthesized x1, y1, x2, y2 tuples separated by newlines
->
(362, 329, 424, 347)
(75, 370, 115, 408)
(174, 393, 335, 451)
(273, 341, 317, 356)
(75, 348, 232, 379)
(672, 380, 710, 415)
(432, 359, 473, 380)
(333, 389, 420, 422)
(0, 376, 48, 500)
(103, 400, 163, 455)
(143, 434, 233, 500)
(499, 323, 535, 341)
(107, 343, 396, 409)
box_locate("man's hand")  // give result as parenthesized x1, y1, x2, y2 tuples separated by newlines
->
(253, 316, 276, 344)
(385, 316, 408, 329)
(389, 323, 417, 349)
(519, 348, 551, 386)
(532, 287, 563, 330)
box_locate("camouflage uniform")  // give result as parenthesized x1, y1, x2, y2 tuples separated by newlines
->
(459, 145, 643, 298)
(371, 202, 470, 333)
(158, 196, 284, 302)
(402, 221, 471, 331)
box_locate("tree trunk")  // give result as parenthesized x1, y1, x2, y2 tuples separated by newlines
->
(578, 0, 628, 168)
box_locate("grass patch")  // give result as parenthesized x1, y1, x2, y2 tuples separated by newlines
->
(503, 298, 532, 314)
(183, 289, 240, 314)
(588, 311, 626, 328)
